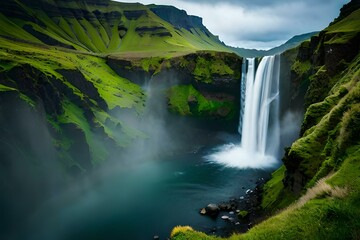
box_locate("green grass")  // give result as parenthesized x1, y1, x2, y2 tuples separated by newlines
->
(0, 35, 145, 111)
(0, 13, 42, 43)
(327, 9, 360, 33)
(94, 110, 146, 148)
(0, 0, 232, 55)
(0, 84, 16, 92)
(58, 100, 108, 164)
(325, 9, 360, 44)
(193, 56, 234, 83)
(0, 34, 147, 164)
(172, 149, 360, 240)
(167, 84, 236, 119)
(291, 60, 311, 76)
(261, 165, 297, 211)
(172, 9, 360, 239)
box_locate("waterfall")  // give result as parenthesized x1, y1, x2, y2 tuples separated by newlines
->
(207, 55, 280, 169)
(240, 55, 280, 156)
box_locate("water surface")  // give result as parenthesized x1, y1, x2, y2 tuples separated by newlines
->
(26, 147, 271, 240)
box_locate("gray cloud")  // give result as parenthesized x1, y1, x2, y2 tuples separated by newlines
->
(119, 0, 350, 49)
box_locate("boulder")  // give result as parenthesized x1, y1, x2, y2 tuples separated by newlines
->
(219, 203, 233, 211)
(200, 208, 207, 215)
(205, 203, 220, 217)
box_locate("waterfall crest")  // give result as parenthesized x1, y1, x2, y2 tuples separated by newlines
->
(207, 55, 280, 169)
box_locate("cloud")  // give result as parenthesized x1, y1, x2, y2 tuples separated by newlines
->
(117, 0, 349, 49)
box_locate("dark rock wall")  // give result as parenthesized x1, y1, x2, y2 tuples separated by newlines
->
(107, 52, 242, 133)
(282, 15, 360, 194)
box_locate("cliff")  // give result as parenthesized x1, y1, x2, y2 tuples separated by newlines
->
(0, 1, 242, 237)
(171, 1, 360, 239)
(0, 0, 229, 55)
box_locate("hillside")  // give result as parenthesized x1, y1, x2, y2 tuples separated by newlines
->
(231, 31, 319, 57)
(0, 1, 243, 238)
(171, 1, 360, 239)
(0, 0, 240, 170)
(0, 0, 229, 57)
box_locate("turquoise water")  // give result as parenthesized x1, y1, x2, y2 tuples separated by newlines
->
(26, 147, 271, 240)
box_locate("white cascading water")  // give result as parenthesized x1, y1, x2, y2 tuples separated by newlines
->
(208, 55, 280, 169)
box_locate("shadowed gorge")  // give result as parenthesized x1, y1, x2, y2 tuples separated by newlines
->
(0, 0, 359, 239)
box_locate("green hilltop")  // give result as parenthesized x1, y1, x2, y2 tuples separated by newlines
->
(0, 0, 229, 57)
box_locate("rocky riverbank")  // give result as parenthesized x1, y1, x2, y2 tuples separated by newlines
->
(199, 177, 268, 237)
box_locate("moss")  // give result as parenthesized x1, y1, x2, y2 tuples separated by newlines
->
(140, 56, 163, 72)
(167, 84, 236, 119)
(305, 66, 331, 107)
(0, 60, 18, 72)
(0, 0, 232, 57)
(193, 56, 234, 83)
(59, 100, 108, 164)
(237, 210, 249, 218)
(19, 93, 36, 108)
(173, 8, 360, 240)
(0, 84, 16, 92)
(291, 60, 311, 76)
(0, 36, 145, 112)
(171, 226, 222, 240)
(94, 111, 146, 147)
(261, 165, 297, 211)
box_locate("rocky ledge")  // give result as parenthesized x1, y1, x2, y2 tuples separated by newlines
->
(199, 177, 267, 236)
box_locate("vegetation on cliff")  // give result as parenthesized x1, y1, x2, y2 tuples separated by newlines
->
(0, 0, 240, 175)
(0, 0, 229, 56)
(172, 1, 360, 239)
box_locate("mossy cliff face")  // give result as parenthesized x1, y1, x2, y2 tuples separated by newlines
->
(0, 29, 157, 183)
(171, 2, 360, 239)
(281, 6, 360, 195)
(0, 0, 237, 179)
(107, 51, 242, 132)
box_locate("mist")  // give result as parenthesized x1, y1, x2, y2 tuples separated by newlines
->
(206, 143, 278, 169)
(0, 67, 304, 239)
(279, 110, 304, 150)
(0, 95, 66, 240)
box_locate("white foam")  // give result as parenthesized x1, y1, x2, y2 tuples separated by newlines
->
(206, 143, 277, 169)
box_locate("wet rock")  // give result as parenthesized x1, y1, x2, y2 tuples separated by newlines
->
(205, 203, 220, 217)
(221, 215, 229, 220)
(200, 208, 207, 215)
(219, 203, 232, 211)
(246, 189, 251, 194)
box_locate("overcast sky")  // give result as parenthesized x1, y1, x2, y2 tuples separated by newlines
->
(117, 0, 349, 49)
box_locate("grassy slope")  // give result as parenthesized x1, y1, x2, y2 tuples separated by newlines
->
(172, 55, 360, 240)
(0, 0, 237, 167)
(0, 35, 145, 164)
(0, 0, 230, 57)
(171, 6, 360, 240)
